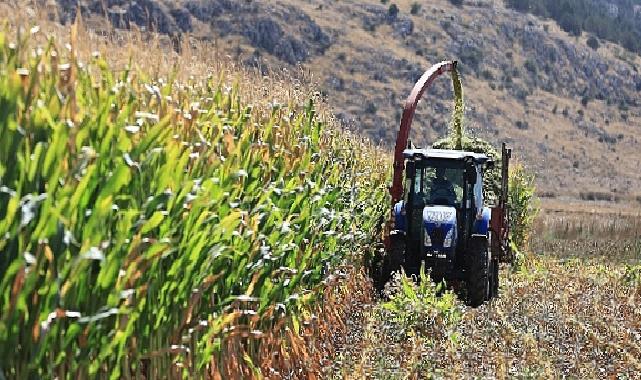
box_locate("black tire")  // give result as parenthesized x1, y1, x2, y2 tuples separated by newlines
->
(467, 237, 490, 307)
(491, 258, 499, 298)
(381, 235, 405, 287)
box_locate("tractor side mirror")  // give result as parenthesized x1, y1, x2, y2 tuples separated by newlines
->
(465, 164, 477, 184)
(405, 161, 416, 179)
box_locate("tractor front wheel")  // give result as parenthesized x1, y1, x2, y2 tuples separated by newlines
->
(467, 237, 490, 307)
(381, 234, 405, 287)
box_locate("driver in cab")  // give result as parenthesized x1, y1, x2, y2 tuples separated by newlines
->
(429, 167, 456, 204)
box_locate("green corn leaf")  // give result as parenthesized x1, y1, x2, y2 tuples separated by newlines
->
(141, 211, 164, 235)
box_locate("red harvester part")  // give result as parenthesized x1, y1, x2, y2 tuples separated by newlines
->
(390, 60, 458, 205)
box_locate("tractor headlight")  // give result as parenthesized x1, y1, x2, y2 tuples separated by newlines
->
(443, 228, 454, 248)
(424, 232, 432, 247)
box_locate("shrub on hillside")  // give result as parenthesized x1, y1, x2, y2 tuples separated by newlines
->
(622, 265, 641, 297)
(388, 4, 399, 19)
(524, 58, 537, 74)
(587, 36, 600, 50)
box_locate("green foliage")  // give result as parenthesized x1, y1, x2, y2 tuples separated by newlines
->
(0, 31, 389, 377)
(508, 163, 540, 252)
(382, 268, 461, 340)
(450, 67, 464, 150)
(623, 265, 641, 287)
(388, 4, 399, 18)
(432, 65, 501, 202)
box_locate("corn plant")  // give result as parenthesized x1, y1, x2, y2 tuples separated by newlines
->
(0, 30, 389, 379)
(508, 163, 540, 252)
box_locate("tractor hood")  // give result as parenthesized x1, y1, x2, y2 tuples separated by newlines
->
(423, 206, 458, 250)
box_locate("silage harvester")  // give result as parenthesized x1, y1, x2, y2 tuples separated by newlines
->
(382, 61, 513, 307)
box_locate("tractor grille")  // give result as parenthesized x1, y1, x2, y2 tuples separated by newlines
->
(430, 227, 445, 246)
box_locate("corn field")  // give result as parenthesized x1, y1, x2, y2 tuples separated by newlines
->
(0, 29, 389, 378)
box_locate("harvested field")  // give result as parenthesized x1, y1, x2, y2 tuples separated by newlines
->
(333, 209, 641, 379)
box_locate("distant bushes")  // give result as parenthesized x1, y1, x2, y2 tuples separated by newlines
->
(579, 191, 620, 202)
(388, 4, 399, 18)
(459, 45, 484, 71)
(622, 265, 641, 292)
(524, 58, 537, 74)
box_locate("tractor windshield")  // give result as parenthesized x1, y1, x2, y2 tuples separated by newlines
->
(412, 162, 464, 207)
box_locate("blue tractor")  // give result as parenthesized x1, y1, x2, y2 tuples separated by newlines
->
(382, 61, 512, 307)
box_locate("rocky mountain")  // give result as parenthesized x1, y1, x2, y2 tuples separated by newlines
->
(48, 0, 641, 203)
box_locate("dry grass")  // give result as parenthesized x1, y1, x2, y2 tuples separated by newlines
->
(533, 208, 641, 264)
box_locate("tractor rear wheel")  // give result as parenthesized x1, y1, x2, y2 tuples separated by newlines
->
(381, 234, 405, 287)
(467, 237, 490, 307)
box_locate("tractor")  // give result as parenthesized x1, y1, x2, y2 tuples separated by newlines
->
(382, 61, 512, 307)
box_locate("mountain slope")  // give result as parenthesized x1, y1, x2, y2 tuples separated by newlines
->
(26, 0, 641, 202)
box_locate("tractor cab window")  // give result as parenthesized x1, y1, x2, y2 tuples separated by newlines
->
(413, 164, 465, 207)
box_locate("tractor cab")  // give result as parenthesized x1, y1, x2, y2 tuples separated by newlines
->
(393, 149, 492, 278)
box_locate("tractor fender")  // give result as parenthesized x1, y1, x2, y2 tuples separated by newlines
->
(472, 207, 492, 236)
(467, 234, 490, 260)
